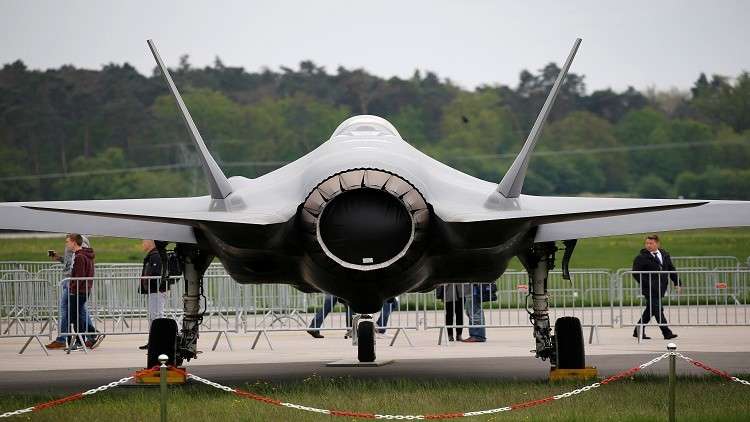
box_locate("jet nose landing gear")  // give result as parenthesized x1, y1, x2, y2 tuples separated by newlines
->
(354, 314, 376, 362)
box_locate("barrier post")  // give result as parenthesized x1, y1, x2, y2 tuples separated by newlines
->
(159, 354, 168, 422)
(667, 343, 677, 422)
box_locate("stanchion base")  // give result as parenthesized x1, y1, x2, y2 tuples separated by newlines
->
(549, 367, 598, 381)
(135, 367, 187, 385)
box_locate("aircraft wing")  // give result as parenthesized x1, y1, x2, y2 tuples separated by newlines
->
(0, 201, 197, 243)
(534, 199, 750, 242)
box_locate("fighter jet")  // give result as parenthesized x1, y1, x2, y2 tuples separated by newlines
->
(2, 39, 748, 367)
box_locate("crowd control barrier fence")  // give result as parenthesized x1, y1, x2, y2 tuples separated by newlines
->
(1, 261, 749, 354)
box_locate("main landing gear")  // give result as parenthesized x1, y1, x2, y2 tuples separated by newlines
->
(146, 244, 213, 368)
(519, 241, 585, 369)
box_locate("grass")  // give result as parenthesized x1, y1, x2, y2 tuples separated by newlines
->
(0, 237, 145, 263)
(1, 228, 748, 269)
(1, 376, 748, 421)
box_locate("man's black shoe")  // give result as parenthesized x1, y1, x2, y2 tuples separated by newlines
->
(307, 330, 324, 339)
(633, 332, 651, 340)
(663, 333, 678, 340)
(138, 344, 149, 350)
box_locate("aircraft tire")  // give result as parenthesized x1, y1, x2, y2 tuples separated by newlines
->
(147, 318, 178, 368)
(554, 316, 585, 369)
(357, 320, 376, 362)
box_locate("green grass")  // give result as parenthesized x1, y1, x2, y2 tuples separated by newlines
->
(0, 236, 145, 263)
(2, 228, 748, 269)
(1, 376, 748, 421)
(562, 228, 750, 270)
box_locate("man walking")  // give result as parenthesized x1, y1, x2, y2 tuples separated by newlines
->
(375, 297, 399, 337)
(139, 240, 170, 350)
(66, 234, 97, 348)
(307, 294, 352, 338)
(632, 234, 680, 340)
(46, 235, 101, 349)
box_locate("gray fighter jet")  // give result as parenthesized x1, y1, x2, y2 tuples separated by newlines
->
(2, 39, 748, 366)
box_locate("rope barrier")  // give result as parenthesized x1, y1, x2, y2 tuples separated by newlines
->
(0, 376, 133, 418)
(0, 353, 747, 419)
(673, 352, 750, 387)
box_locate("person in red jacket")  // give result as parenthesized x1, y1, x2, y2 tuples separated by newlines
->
(66, 233, 99, 349)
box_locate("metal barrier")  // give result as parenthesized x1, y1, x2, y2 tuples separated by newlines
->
(240, 287, 422, 349)
(423, 270, 614, 344)
(2, 262, 750, 354)
(0, 277, 55, 354)
(670, 256, 741, 270)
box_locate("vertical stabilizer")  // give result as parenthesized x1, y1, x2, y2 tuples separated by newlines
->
(497, 38, 582, 198)
(147, 39, 233, 200)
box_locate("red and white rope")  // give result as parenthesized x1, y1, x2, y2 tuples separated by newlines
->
(2, 352, 747, 419)
(673, 352, 750, 387)
(189, 353, 675, 420)
(0, 376, 133, 419)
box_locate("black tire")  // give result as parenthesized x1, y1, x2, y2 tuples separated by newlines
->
(357, 320, 376, 362)
(147, 318, 178, 368)
(554, 316, 585, 369)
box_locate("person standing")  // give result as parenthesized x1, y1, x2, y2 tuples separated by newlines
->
(139, 240, 170, 350)
(375, 297, 399, 336)
(461, 282, 489, 343)
(632, 234, 680, 340)
(437, 284, 464, 341)
(307, 294, 352, 338)
(66, 234, 97, 348)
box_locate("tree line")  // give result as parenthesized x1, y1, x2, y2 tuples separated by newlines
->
(0, 56, 748, 201)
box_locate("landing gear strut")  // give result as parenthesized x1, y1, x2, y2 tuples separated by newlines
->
(174, 244, 213, 365)
(519, 242, 584, 369)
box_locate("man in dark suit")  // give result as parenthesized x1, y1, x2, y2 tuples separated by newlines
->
(632, 234, 681, 340)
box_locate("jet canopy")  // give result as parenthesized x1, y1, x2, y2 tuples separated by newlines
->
(330, 115, 401, 139)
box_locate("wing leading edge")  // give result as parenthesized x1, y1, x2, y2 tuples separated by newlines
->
(534, 200, 750, 242)
(0, 205, 196, 243)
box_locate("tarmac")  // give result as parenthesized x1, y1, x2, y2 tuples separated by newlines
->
(0, 326, 748, 393)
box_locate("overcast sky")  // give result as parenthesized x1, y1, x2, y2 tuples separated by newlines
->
(2, 1, 748, 92)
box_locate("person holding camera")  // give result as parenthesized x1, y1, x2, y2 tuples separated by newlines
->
(46, 234, 102, 350)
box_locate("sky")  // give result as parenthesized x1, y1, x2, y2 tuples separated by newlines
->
(1, 1, 749, 92)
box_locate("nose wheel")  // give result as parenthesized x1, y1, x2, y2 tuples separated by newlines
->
(357, 315, 376, 362)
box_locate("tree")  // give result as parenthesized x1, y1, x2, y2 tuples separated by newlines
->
(635, 174, 671, 198)
(675, 168, 750, 200)
(690, 72, 750, 132)
(541, 111, 628, 192)
(439, 90, 517, 154)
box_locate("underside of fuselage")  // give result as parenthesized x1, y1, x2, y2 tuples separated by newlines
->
(198, 202, 536, 313)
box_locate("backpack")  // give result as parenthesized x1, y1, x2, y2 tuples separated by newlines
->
(478, 282, 498, 302)
(166, 250, 182, 277)
(157, 249, 182, 287)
